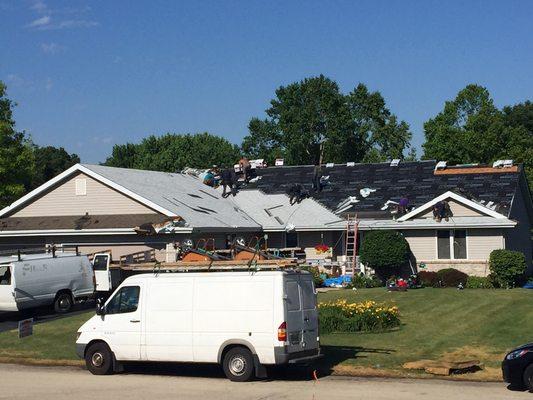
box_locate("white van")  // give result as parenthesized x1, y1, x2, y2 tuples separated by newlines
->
(0, 252, 94, 313)
(76, 270, 320, 381)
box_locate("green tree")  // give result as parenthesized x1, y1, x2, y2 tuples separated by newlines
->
(422, 85, 533, 187)
(104, 132, 241, 172)
(0, 82, 34, 208)
(31, 146, 80, 189)
(359, 230, 410, 280)
(241, 76, 412, 165)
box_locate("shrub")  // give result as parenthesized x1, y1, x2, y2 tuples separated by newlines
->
(418, 271, 439, 287)
(318, 299, 400, 333)
(300, 265, 324, 287)
(348, 274, 383, 289)
(436, 268, 468, 287)
(466, 276, 495, 289)
(360, 231, 410, 278)
(489, 249, 526, 288)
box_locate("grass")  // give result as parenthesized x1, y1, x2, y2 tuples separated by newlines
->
(0, 288, 532, 380)
(318, 288, 533, 380)
(0, 312, 90, 363)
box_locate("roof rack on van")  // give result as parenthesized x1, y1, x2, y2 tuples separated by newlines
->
(115, 258, 301, 273)
(0, 245, 80, 261)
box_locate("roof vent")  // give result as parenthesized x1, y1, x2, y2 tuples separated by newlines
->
(493, 159, 513, 168)
(435, 161, 447, 171)
(390, 159, 400, 167)
(326, 162, 334, 168)
(347, 162, 355, 167)
(275, 158, 284, 166)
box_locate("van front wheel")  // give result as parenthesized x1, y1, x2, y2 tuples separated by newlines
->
(222, 347, 255, 382)
(85, 342, 113, 375)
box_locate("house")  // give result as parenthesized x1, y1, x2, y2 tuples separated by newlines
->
(246, 160, 533, 276)
(0, 164, 261, 260)
(0, 160, 531, 277)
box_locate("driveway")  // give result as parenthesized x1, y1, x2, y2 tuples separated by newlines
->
(0, 363, 529, 400)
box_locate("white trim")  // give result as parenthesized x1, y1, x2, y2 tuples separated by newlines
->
(0, 164, 177, 218)
(0, 227, 194, 237)
(397, 191, 508, 221)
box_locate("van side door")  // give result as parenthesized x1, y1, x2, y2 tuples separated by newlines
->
(143, 279, 194, 362)
(101, 284, 143, 361)
(299, 275, 319, 352)
(284, 276, 304, 354)
(93, 254, 111, 292)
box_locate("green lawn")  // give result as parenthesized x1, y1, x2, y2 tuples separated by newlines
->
(0, 288, 532, 379)
(319, 288, 533, 378)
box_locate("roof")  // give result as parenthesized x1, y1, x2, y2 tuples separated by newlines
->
(359, 216, 516, 230)
(247, 160, 522, 218)
(0, 164, 260, 231)
(0, 214, 170, 232)
(226, 189, 345, 231)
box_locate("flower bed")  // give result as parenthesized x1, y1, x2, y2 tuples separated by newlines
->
(318, 299, 400, 333)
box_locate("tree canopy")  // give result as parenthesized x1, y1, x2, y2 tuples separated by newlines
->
(422, 85, 533, 187)
(0, 82, 34, 209)
(104, 132, 241, 172)
(241, 75, 412, 165)
(31, 146, 80, 190)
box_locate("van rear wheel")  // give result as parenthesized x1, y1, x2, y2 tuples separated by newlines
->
(222, 347, 255, 382)
(85, 342, 113, 375)
(54, 292, 73, 313)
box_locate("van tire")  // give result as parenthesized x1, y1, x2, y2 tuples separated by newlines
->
(523, 363, 533, 391)
(222, 347, 255, 382)
(54, 292, 73, 313)
(85, 342, 113, 375)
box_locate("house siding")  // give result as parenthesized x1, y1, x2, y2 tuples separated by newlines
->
(11, 172, 156, 217)
(402, 228, 504, 276)
(418, 200, 483, 219)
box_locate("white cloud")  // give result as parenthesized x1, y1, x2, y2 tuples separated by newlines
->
(30, 0, 48, 13)
(56, 19, 98, 29)
(40, 42, 65, 54)
(26, 15, 51, 28)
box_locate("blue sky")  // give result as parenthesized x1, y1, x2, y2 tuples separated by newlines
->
(1, 0, 532, 163)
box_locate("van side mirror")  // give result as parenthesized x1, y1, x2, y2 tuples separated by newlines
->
(95, 297, 105, 316)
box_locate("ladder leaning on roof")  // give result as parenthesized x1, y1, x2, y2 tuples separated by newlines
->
(344, 214, 359, 276)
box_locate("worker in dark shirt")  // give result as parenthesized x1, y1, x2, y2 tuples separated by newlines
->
(312, 164, 323, 192)
(221, 167, 237, 197)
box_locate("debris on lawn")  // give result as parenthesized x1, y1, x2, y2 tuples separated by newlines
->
(402, 359, 483, 376)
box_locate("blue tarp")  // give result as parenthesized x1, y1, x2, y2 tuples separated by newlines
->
(323, 275, 352, 287)
(523, 283, 533, 289)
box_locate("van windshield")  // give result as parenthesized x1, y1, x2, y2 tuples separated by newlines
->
(93, 255, 109, 271)
(0, 265, 11, 285)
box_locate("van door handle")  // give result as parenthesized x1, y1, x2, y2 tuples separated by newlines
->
(304, 317, 309, 322)
(130, 319, 141, 323)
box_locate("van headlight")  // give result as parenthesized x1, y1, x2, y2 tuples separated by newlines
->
(507, 349, 529, 360)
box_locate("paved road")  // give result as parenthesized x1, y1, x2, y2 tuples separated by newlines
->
(0, 363, 529, 400)
(0, 301, 94, 332)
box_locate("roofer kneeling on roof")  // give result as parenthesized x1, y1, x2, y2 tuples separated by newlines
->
(433, 200, 452, 222)
(287, 183, 307, 205)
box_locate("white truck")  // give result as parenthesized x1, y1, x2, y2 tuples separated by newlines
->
(76, 269, 320, 381)
(0, 251, 94, 313)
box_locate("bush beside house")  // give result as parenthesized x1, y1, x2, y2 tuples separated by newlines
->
(360, 230, 410, 280)
(489, 249, 526, 288)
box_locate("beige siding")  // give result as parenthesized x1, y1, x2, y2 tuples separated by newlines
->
(418, 200, 483, 218)
(467, 228, 504, 259)
(403, 230, 436, 260)
(12, 172, 157, 217)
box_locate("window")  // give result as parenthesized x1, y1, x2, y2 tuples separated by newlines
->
(106, 286, 140, 314)
(437, 230, 451, 259)
(92, 254, 109, 271)
(75, 178, 87, 196)
(285, 281, 301, 311)
(453, 230, 467, 259)
(437, 230, 467, 260)
(0, 266, 11, 285)
(286, 232, 298, 248)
